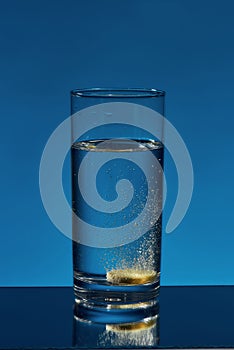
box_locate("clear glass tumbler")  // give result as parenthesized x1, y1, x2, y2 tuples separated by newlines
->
(71, 88, 165, 322)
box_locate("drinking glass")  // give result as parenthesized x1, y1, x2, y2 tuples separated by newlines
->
(71, 88, 165, 322)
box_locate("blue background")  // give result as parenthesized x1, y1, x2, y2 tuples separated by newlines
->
(1, 0, 234, 286)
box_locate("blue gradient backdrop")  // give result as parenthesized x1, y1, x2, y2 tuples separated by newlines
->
(1, 0, 234, 286)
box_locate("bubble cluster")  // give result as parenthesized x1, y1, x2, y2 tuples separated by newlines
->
(105, 220, 162, 285)
(100, 143, 163, 286)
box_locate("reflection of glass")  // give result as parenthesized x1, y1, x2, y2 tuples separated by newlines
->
(74, 296, 159, 324)
(73, 312, 159, 348)
(98, 317, 159, 348)
(71, 88, 165, 313)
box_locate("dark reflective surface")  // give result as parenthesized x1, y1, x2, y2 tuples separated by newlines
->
(1, 286, 234, 349)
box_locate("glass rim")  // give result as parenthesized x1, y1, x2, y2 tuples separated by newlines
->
(71, 87, 165, 98)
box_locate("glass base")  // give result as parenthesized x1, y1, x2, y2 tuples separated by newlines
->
(73, 275, 160, 324)
(74, 274, 159, 301)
